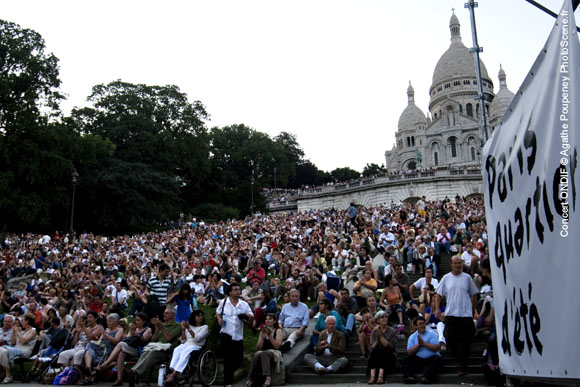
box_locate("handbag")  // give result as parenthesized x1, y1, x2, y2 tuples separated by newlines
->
(121, 335, 142, 348)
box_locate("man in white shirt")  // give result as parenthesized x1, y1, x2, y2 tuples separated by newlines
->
(216, 283, 253, 387)
(0, 316, 13, 346)
(434, 256, 479, 377)
(460, 242, 481, 275)
(111, 282, 128, 312)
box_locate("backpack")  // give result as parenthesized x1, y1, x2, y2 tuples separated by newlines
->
(53, 367, 78, 385)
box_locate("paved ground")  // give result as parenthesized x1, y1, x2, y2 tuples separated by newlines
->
(16, 383, 483, 387)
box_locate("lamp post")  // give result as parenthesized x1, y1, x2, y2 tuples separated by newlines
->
(70, 169, 79, 233)
(250, 161, 255, 217)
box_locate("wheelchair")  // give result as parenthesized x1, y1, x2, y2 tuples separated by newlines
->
(176, 347, 217, 386)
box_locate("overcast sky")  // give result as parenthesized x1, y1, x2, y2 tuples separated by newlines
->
(2, 0, 575, 172)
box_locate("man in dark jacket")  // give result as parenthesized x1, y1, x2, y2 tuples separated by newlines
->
(304, 315, 349, 374)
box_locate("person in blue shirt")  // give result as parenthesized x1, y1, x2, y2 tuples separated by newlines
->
(403, 316, 442, 384)
(279, 289, 309, 351)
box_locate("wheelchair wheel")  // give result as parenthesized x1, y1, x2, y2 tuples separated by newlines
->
(197, 350, 217, 386)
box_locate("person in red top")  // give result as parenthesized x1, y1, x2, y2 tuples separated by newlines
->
(247, 260, 266, 285)
(26, 299, 44, 329)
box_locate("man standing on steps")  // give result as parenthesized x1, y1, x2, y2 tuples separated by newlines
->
(304, 315, 348, 374)
(403, 316, 442, 384)
(279, 289, 309, 351)
(434, 255, 478, 377)
(216, 283, 253, 387)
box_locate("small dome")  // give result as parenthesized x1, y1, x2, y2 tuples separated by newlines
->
(432, 13, 490, 86)
(489, 65, 514, 121)
(398, 81, 427, 131)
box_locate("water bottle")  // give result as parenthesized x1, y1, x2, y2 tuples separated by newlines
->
(158, 364, 166, 387)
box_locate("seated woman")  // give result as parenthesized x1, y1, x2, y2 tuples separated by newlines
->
(0, 313, 37, 384)
(57, 312, 103, 370)
(164, 310, 208, 384)
(204, 273, 224, 306)
(378, 274, 405, 327)
(366, 311, 397, 385)
(94, 312, 152, 386)
(357, 308, 375, 358)
(246, 313, 283, 387)
(79, 313, 124, 384)
(311, 298, 345, 348)
(251, 290, 277, 332)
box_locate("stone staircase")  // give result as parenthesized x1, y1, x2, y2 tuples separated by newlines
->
(287, 332, 488, 384)
(287, 252, 490, 385)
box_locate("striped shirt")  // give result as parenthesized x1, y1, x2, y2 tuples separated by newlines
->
(147, 276, 172, 305)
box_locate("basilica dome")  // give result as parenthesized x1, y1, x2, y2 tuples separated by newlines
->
(432, 12, 490, 86)
(489, 65, 515, 122)
(398, 82, 426, 131)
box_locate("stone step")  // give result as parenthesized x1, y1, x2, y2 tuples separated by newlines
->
(287, 371, 487, 385)
(346, 356, 483, 366)
(294, 364, 483, 374)
(344, 346, 487, 356)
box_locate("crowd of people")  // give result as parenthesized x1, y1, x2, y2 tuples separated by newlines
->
(0, 193, 494, 385)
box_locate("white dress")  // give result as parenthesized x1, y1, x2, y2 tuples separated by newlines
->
(169, 325, 209, 373)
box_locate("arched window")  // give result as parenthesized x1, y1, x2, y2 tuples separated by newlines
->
(407, 137, 411, 147)
(434, 151, 439, 166)
(411, 136, 415, 146)
(446, 106, 455, 126)
(471, 147, 476, 161)
(466, 103, 473, 117)
(449, 137, 457, 158)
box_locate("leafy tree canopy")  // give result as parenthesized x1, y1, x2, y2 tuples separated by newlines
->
(0, 19, 63, 132)
(330, 167, 360, 182)
(362, 163, 386, 177)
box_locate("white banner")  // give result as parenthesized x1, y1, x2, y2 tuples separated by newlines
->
(483, 0, 579, 380)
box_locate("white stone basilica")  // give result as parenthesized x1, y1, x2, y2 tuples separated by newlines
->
(385, 12, 515, 172)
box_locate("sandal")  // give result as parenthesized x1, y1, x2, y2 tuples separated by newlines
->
(368, 377, 376, 385)
(112, 381, 123, 387)
(376, 376, 385, 384)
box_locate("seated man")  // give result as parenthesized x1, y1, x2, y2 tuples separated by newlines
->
(279, 289, 309, 351)
(403, 316, 442, 384)
(127, 307, 181, 387)
(304, 316, 348, 374)
(335, 288, 358, 335)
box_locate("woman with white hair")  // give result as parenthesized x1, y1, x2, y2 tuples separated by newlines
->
(366, 310, 397, 385)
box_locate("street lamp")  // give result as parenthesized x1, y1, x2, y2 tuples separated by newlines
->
(250, 161, 255, 216)
(70, 168, 79, 233)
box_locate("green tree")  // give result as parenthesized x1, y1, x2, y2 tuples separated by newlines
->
(362, 163, 386, 177)
(289, 160, 332, 188)
(0, 20, 117, 231)
(79, 159, 182, 233)
(0, 19, 63, 132)
(209, 124, 288, 214)
(71, 81, 211, 217)
(330, 167, 360, 182)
